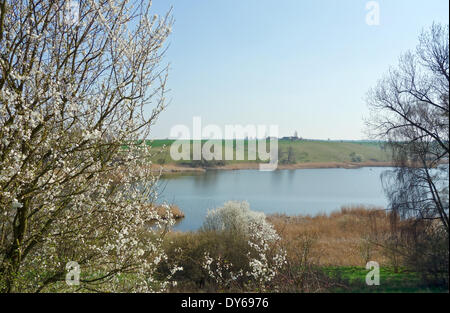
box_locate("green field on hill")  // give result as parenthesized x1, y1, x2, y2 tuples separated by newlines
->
(138, 139, 392, 166)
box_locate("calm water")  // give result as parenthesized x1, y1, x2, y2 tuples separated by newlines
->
(156, 167, 391, 231)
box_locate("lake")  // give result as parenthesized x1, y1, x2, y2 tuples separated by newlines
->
(156, 167, 391, 231)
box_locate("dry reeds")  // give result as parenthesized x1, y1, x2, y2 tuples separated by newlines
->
(143, 204, 185, 220)
(267, 206, 394, 266)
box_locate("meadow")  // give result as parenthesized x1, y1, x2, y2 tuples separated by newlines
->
(158, 206, 448, 293)
(134, 139, 392, 168)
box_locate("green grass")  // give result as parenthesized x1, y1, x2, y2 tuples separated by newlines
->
(324, 266, 447, 293)
(276, 140, 390, 163)
(143, 139, 391, 166)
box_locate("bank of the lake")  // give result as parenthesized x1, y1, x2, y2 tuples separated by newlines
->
(151, 161, 396, 174)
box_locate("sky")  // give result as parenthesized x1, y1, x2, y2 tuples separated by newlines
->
(147, 0, 449, 140)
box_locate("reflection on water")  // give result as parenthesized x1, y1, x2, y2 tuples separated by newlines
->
(156, 167, 391, 231)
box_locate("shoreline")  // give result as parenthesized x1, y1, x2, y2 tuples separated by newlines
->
(215, 161, 396, 170)
(152, 161, 397, 174)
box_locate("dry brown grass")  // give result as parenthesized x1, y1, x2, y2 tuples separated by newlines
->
(143, 204, 185, 220)
(267, 206, 395, 267)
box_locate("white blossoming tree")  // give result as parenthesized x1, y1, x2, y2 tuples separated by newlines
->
(202, 201, 286, 291)
(0, 0, 176, 292)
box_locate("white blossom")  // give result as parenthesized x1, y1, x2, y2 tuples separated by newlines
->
(0, 0, 174, 292)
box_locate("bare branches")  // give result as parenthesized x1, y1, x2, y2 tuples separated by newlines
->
(366, 23, 449, 235)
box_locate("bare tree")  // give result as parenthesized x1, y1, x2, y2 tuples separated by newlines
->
(366, 23, 449, 235)
(0, 0, 178, 292)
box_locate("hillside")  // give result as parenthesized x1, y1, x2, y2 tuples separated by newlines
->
(143, 139, 392, 168)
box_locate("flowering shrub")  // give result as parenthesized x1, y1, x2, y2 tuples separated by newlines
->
(202, 252, 244, 288)
(202, 201, 267, 234)
(0, 0, 179, 292)
(246, 220, 287, 290)
(201, 201, 286, 291)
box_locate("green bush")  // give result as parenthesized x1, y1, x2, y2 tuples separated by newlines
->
(404, 224, 449, 287)
(349, 152, 363, 162)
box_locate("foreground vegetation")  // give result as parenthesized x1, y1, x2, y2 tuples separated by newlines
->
(156, 205, 448, 293)
(6, 204, 447, 293)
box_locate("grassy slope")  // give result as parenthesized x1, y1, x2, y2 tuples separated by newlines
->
(145, 139, 391, 165)
(324, 266, 446, 293)
(276, 140, 390, 163)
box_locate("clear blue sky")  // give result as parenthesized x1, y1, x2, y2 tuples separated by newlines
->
(148, 0, 449, 140)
